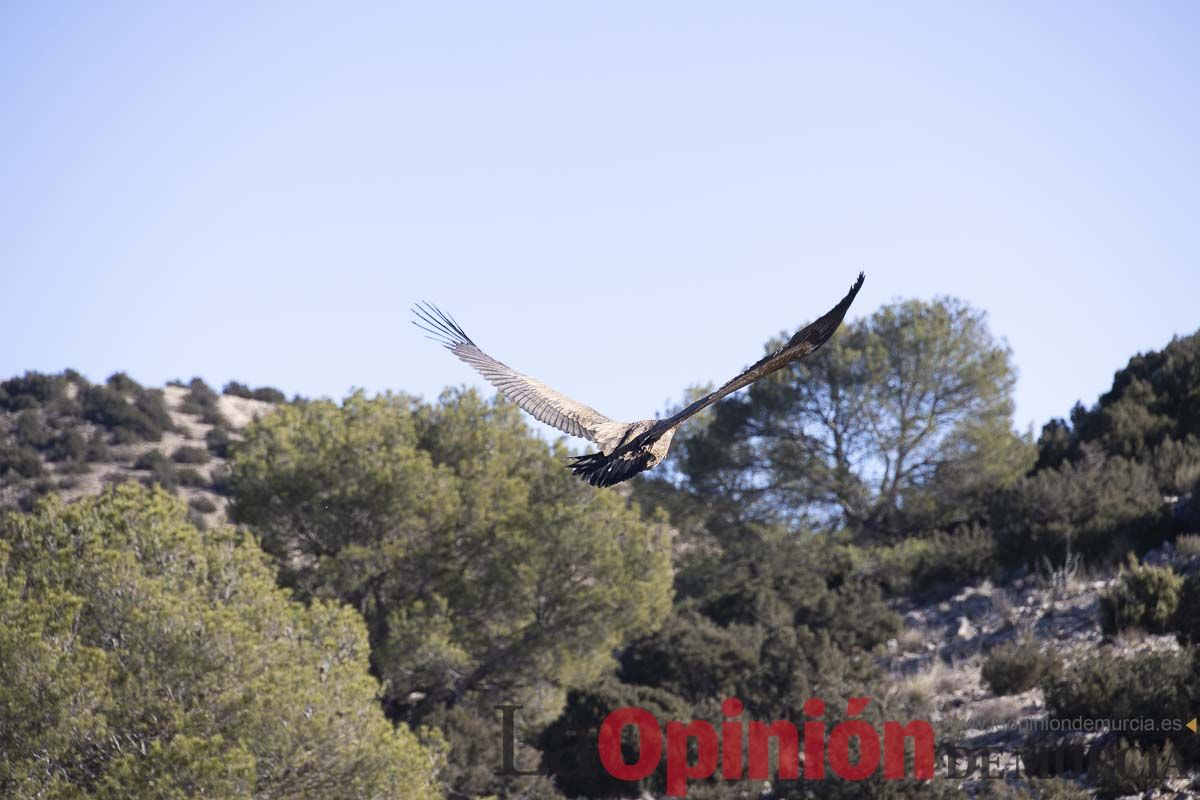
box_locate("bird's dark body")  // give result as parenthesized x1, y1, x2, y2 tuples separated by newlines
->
(568, 445, 657, 487)
(415, 272, 865, 488)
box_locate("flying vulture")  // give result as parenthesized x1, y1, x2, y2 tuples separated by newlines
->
(414, 272, 865, 487)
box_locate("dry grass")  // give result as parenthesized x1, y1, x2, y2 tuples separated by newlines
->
(965, 696, 1024, 730)
(1176, 533, 1200, 557)
(896, 659, 973, 708)
(897, 626, 926, 653)
(1039, 551, 1084, 599)
(990, 587, 1017, 628)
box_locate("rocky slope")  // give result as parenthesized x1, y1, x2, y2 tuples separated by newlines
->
(879, 541, 1200, 797)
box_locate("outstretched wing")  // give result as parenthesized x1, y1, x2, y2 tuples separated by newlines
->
(661, 272, 866, 429)
(568, 273, 866, 488)
(413, 303, 615, 442)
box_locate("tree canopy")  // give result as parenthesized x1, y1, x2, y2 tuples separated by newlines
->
(227, 388, 674, 722)
(663, 297, 1033, 541)
(1035, 329, 1200, 494)
(0, 483, 441, 800)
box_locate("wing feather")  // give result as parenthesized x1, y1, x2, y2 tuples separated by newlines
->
(661, 272, 866, 429)
(413, 303, 615, 442)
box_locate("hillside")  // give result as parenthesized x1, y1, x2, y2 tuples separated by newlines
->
(0, 373, 278, 521)
(3, 319, 1200, 800)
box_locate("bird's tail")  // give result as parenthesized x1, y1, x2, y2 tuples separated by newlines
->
(568, 449, 655, 487)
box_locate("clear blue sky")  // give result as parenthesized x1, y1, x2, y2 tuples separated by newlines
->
(3, 2, 1197, 436)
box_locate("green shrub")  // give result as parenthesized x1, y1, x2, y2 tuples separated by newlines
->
(230, 388, 675, 755)
(177, 468, 207, 488)
(618, 611, 759, 704)
(0, 371, 69, 411)
(224, 382, 286, 403)
(175, 378, 230, 427)
(0, 485, 444, 799)
(223, 381, 253, 398)
(853, 525, 997, 596)
(992, 451, 1168, 566)
(1176, 533, 1200, 557)
(179, 377, 220, 415)
(188, 495, 217, 514)
(56, 459, 91, 475)
(1042, 648, 1195, 756)
(171, 446, 209, 465)
(105, 371, 141, 393)
(540, 677, 692, 799)
(1149, 435, 1200, 495)
(82, 385, 173, 442)
(46, 429, 86, 462)
(85, 432, 113, 462)
(16, 480, 55, 511)
(1099, 558, 1183, 635)
(200, 408, 227, 426)
(1171, 574, 1200, 644)
(208, 463, 231, 495)
(205, 427, 231, 458)
(982, 636, 1061, 695)
(1092, 738, 1183, 798)
(977, 777, 1090, 799)
(1065, 329, 1200, 461)
(133, 450, 168, 471)
(0, 445, 44, 479)
(13, 410, 52, 449)
(133, 450, 178, 490)
(253, 387, 285, 403)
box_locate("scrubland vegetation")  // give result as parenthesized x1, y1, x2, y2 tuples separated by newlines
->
(2, 299, 1200, 798)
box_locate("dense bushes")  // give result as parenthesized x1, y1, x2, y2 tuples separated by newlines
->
(177, 467, 207, 488)
(0, 445, 43, 479)
(992, 450, 1169, 566)
(85, 431, 112, 462)
(45, 429, 87, 462)
(188, 495, 217, 514)
(1171, 574, 1200, 644)
(982, 636, 1061, 695)
(205, 426, 232, 457)
(1148, 435, 1200, 495)
(176, 377, 227, 426)
(0, 485, 443, 799)
(134, 450, 179, 490)
(1, 373, 96, 486)
(539, 678, 692, 798)
(224, 381, 286, 403)
(1099, 558, 1183, 635)
(81, 382, 173, 443)
(849, 524, 997, 596)
(1042, 648, 1196, 761)
(1091, 738, 1184, 798)
(0, 371, 76, 411)
(1045, 647, 1194, 725)
(13, 409, 52, 449)
(977, 777, 1091, 799)
(229, 389, 673, 733)
(171, 445, 209, 464)
(1053, 329, 1200, 462)
(1177, 533, 1200, 557)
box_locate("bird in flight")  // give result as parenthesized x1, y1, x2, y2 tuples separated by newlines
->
(414, 273, 865, 487)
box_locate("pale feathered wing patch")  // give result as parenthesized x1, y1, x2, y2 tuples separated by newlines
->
(413, 303, 627, 446)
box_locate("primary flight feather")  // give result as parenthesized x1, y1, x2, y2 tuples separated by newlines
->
(414, 272, 865, 487)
